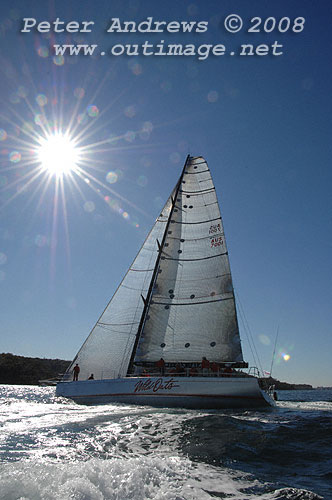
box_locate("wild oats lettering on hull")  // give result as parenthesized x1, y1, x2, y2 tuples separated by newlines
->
(134, 378, 179, 393)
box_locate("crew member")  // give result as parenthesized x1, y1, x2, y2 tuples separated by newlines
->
(189, 366, 198, 377)
(210, 362, 219, 375)
(73, 363, 80, 381)
(201, 357, 210, 375)
(156, 358, 165, 376)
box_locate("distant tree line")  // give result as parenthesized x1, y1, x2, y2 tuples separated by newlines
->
(259, 376, 312, 391)
(0, 353, 313, 389)
(0, 353, 71, 385)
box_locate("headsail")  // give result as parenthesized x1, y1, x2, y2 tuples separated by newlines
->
(64, 194, 174, 381)
(134, 156, 244, 365)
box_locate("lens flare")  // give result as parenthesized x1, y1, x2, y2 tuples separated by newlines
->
(0, 129, 7, 141)
(84, 201, 95, 213)
(259, 334, 271, 346)
(207, 90, 219, 103)
(36, 133, 79, 176)
(37, 46, 49, 58)
(106, 171, 118, 184)
(87, 105, 99, 118)
(53, 55, 64, 66)
(36, 94, 48, 107)
(34, 114, 47, 126)
(124, 130, 135, 142)
(77, 113, 88, 125)
(74, 88, 85, 99)
(124, 105, 136, 118)
(9, 151, 21, 163)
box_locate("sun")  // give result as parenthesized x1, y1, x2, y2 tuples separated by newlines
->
(37, 133, 80, 176)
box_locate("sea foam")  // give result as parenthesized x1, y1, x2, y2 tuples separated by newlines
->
(0, 456, 247, 500)
(0, 456, 323, 500)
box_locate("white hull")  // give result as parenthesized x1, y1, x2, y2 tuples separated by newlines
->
(56, 376, 276, 409)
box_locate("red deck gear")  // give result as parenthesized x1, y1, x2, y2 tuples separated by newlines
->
(201, 358, 210, 369)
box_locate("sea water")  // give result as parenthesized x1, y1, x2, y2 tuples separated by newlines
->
(0, 386, 331, 500)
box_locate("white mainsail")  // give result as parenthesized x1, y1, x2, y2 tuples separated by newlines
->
(65, 156, 245, 381)
(135, 156, 244, 365)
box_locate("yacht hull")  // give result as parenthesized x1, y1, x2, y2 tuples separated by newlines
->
(56, 376, 276, 408)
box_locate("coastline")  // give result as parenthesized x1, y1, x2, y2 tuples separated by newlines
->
(0, 353, 314, 389)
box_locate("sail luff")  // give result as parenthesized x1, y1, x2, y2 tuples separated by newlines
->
(127, 154, 190, 374)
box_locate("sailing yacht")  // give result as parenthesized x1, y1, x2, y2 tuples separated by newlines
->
(56, 155, 276, 408)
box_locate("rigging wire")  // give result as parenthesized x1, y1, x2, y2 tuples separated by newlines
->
(235, 290, 264, 376)
(270, 325, 279, 377)
(236, 302, 259, 369)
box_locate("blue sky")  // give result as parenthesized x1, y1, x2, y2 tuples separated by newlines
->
(0, 0, 331, 386)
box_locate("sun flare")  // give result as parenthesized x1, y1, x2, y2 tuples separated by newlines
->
(37, 133, 79, 176)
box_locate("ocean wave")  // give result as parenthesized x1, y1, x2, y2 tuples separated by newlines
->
(0, 386, 330, 499)
(179, 413, 332, 462)
(178, 413, 331, 498)
(0, 457, 323, 500)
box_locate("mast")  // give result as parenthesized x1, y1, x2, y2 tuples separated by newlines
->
(127, 154, 190, 374)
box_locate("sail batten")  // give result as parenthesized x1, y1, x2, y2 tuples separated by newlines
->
(149, 297, 234, 306)
(179, 188, 215, 195)
(170, 217, 221, 225)
(161, 252, 227, 262)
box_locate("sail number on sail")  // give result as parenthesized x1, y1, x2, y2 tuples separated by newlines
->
(211, 236, 223, 248)
(209, 223, 223, 247)
(209, 223, 221, 234)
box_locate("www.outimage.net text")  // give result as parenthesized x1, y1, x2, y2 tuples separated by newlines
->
(20, 16, 306, 60)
